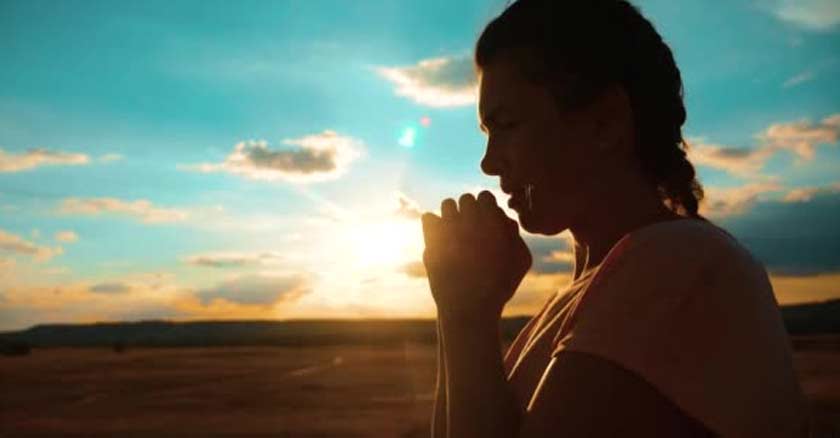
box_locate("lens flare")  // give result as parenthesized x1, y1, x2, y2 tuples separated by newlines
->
(398, 127, 416, 148)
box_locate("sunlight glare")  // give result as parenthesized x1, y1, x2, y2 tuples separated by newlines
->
(345, 219, 422, 269)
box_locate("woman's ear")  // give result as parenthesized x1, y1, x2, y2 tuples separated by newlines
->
(591, 84, 634, 156)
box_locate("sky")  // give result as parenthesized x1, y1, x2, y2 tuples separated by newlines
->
(1, 0, 839, 331)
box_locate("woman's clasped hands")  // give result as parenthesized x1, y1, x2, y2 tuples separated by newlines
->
(421, 190, 532, 323)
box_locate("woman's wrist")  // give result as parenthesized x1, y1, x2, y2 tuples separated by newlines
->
(438, 307, 502, 337)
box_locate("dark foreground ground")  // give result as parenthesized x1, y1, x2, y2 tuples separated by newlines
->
(1, 342, 838, 437)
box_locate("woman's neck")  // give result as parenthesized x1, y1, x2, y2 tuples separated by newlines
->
(569, 200, 682, 281)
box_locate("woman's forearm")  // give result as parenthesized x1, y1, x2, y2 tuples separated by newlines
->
(432, 317, 447, 438)
(440, 312, 521, 438)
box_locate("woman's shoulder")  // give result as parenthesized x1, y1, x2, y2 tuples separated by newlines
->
(610, 217, 759, 273)
(590, 217, 773, 312)
(563, 218, 806, 438)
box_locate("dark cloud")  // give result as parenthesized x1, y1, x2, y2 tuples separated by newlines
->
(185, 251, 282, 268)
(196, 274, 310, 305)
(244, 141, 335, 173)
(524, 235, 574, 275)
(90, 282, 132, 294)
(181, 131, 363, 183)
(687, 113, 840, 178)
(718, 190, 840, 276)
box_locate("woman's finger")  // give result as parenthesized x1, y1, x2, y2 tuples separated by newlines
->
(458, 193, 478, 226)
(421, 213, 442, 248)
(476, 190, 510, 231)
(477, 191, 504, 225)
(441, 198, 458, 222)
(476, 190, 497, 210)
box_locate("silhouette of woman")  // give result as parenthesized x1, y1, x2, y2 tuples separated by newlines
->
(420, 1, 809, 437)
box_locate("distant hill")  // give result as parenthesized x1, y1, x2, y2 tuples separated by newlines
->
(0, 299, 837, 349)
(779, 298, 840, 335)
(0, 317, 532, 349)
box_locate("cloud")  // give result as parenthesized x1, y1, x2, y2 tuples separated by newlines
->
(400, 260, 427, 278)
(98, 153, 123, 163)
(184, 251, 283, 268)
(687, 113, 840, 177)
(525, 234, 575, 274)
(376, 55, 478, 107)
(783, 182, 840, 203)
(758, 114, 840, 160)
(181, 131, 364, 183)
(0, 274, 189, 330)
(54, 230, 78, 243)
(196, 273, 311, 306)
(769, 0, 840, 31)
(686, 139, 774, 178)
(58, 197, 188, 224)
(503, 272, 574, 317)
(700, 182, 784, 218)
(0, 257, 15, 274)
(0, 147, 89, 172)
(718, 188, 840, 276)
(783, 71, 816, 88)
(0, 228, 63, 262)
(90, 282, 132, 294)
(394, 192, 423, 219)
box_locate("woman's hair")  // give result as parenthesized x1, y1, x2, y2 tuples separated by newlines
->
(475, 0, 706, 219)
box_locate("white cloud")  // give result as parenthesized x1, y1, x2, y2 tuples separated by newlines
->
(181, 130, 364, 183)
(54, 231, 79, 243)
(770, 0, 840, 31)
(98, 153, 123, 163)
(757, 113, 840, 160)
(400, 260, 427, 278)
(686, 138, 775, 177)
(184, 251, 283, 268)
(394, 192, 423, 219)
(783, 181, 840, 203)
(196, 273, 311, 305)
(700, 182, 784, 218)
(0, 228, 63, 262)
(0, 257, 16, 274)
(687, 113, 840, 178)
(376, 55, 478, 107)
(58, 197, 189, 224)
(783, 70, 815, 88)
(0, 148, 89, 172)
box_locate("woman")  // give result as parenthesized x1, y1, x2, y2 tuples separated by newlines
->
(420, 0, 809, 437)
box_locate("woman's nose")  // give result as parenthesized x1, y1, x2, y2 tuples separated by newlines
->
(480, 144, 505, 177)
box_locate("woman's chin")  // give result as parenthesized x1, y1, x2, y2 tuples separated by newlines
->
(518, 211, 567, 236)
(516, 210, 541, 234)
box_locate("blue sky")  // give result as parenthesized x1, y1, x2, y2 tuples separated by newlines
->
(1, 0, 839, 330)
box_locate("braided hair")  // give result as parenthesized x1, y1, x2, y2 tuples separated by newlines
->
(475, 0, 706, 219)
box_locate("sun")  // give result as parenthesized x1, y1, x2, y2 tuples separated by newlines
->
(343, 218, 423, 269)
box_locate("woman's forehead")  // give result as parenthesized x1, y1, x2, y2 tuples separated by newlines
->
(478, 65, 525, 116)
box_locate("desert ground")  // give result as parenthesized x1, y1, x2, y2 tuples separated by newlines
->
(1, 342, 838, 437)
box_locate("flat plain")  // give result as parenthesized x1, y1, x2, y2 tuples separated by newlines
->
(1, 341, 838, 437)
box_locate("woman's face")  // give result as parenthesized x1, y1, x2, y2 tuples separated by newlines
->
(478, 53, 612, 236)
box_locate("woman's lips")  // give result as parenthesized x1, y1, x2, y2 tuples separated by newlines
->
(507, 190, 522, 209)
